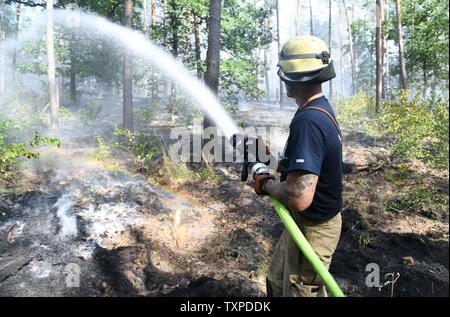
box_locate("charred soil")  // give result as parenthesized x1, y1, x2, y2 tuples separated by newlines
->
(0, 102, 448, 297)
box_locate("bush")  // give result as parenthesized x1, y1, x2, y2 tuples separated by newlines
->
(335, 91, 376, 137)
(376, 91, 449, 168)
(79, 103, 108, 132)
(0, 122, 60, 178)
(90, 136, 111, 161)
(112, 125, 161, 172)
(336, 90, 449, 168)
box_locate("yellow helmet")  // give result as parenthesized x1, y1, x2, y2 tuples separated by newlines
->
(277, 36, 335, 85)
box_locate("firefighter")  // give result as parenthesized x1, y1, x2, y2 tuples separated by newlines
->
(255, 35, 343, 297)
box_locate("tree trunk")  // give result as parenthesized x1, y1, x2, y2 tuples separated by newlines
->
(151, 0, 156, 38)
(169, 0, 179, 115)
(12, 3, 20, 83)
(151, 0, 158, 98)
(47, 0, 59, 131)
(184, 8, 192, 59)
(0, 0, 5, 93)
(163, 0, 169, 95)
(276, 0, 283, 108)
(328, 0, 332, 97)
(194, 11, 202, 79)
(69, 43, 76, 105)
(395, 0, 407, 90)
(385, 0, 390, 100)
(376, 0, 384, 113)
(123, 0, 134, 132)
(264, 0, 270, 101)
(0, 28, 4, 93)
(338, 0, 345, 96)
(163, 0, 168, 47)
(309, 0, 314, 36)
(342, 0, 356, 95)
(203, 0, 222, 129)
(296, 0, 301, 36)
(143, 0, 147, 32)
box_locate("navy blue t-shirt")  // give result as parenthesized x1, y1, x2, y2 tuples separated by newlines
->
(280, 96, 343, 221)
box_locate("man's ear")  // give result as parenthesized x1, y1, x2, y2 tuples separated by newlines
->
(285, 83, 295, 98)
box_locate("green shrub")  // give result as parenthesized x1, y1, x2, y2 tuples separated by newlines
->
(79, 103, 108, 132)
(376, 91, 449, 168)
(90, 136, 111, 161)
(335, 91, 376, 137)
(336, 90, 449, 168)
(0, 123, 60, 178)
(112, 125, 161, 172)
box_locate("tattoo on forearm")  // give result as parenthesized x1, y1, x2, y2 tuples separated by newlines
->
(265, 171, 317, 212)
(292, 174, 316, 198)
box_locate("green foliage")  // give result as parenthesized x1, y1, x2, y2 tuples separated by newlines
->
(136, 103, 157, 131)
(0, 124, 60, 178)
(219, 0, 273, 104)
(79, 103, 108, 132)
(386, 174, 448, 214)
(0, 89, 47, 131)
(90, 136, 111, 161)
(335, 91, 376, 136)
(59, 106, 76, 122)
(112, 125, 160, 172)
(400, 0, 449, 87)
(358, 232, 371, 247)
(376, 91, 449, 168)
(194, 168, 221, 183)
(336, 91, 449, 168)
(161, 159, 195, 182)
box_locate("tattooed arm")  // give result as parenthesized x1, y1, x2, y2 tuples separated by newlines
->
(263, 170, 318, 213)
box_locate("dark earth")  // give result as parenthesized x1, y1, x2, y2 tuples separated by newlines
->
(0, 102, 448, 297)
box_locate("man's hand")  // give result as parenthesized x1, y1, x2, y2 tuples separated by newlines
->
(263, 170, 318, 213)
(254, 173, 276, 195)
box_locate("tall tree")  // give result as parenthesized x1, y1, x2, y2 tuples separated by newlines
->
(0, 0, 6, 93)
(376, 0, 384, 112)
(395, 0, 407, 90)
(168, 0, 180, 115)
(384, 0, 390, 99)
(338, 0, 345, 95)
(296, 0, 301, 36)
(203, 0, 222, 129)
(12, 3, 20, 82)
(342, 0, 356, 95)
(46, 0, 59, 130)
(163, 0, 167, 47)
(276, 0, 283, 107)
(151, 0, 156, 38)
(309, 0, 313, 36)
(264, 0, 270, 101)
(143, 0, 147, 32)
(150, 0, 157, 98)
(193, 11, 202, 79)
(123, 0, 133, 132)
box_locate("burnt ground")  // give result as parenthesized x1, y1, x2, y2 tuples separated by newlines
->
(0, 101, 448, 297)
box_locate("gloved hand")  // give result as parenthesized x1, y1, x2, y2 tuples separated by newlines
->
(254, 173, 276, 195)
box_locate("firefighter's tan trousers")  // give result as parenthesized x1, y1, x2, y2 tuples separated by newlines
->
(266, 212, 342, 297)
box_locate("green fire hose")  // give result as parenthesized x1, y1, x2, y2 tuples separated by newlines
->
(269, 196, 345, 297)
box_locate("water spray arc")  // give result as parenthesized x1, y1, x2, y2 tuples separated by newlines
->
(52, 10, 238, 139)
